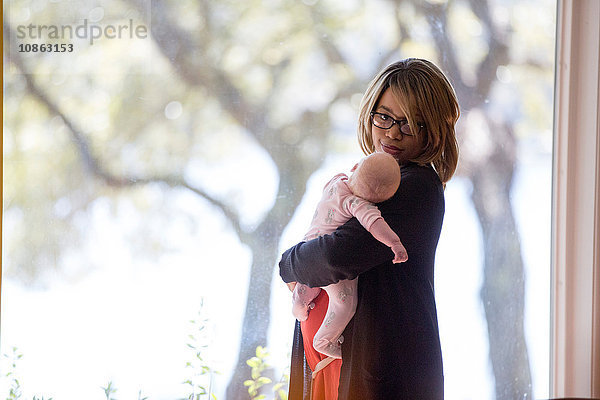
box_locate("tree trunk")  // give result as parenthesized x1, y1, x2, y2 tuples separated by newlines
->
(470, 118, 533, 399)
(224, 109, 328, 398)
(226, 223, 280, 400)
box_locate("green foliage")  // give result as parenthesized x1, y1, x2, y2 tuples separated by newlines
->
(2, 341, 290, 400)
(99, 381, 148, 400)
(0, 343, 291, 400)
(137, 390, 148, 400)
(244, 346, 289, 400)
(271, 372, 289, 400)
(244, 346, 271, 400)
(101, 381, 118, 400)
(0, 303, 225, 400)
(3, 346, 54, 400)
(182, 299, 219, 400)
(3, 346, 23, 400)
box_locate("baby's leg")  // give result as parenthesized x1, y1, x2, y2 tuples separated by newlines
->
(292, 283, 322, 321)
(312, 279, 358, 359)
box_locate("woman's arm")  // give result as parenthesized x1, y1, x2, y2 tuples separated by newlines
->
(278, 163, 444, 288)
(279, 198, 403, 288)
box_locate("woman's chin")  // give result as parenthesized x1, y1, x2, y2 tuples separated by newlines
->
(380, 147, 402, 161)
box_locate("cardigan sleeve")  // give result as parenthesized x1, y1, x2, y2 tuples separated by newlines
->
(278, 163, 443, 288)
(278, 217, 390, 287)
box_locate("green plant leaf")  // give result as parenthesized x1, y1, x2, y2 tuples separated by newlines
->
(277, 390, 288, 400)
(246, 357, 260, 367)
(257, 377, 272, 385)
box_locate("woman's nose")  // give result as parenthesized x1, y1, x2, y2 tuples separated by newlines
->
(385, 126, 403, 140)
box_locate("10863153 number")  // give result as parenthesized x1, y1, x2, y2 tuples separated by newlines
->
(18, 43, 74, 52)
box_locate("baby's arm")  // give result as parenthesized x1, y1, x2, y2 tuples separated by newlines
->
(368, 218, 408, 263)
(347, 197, 408, 263)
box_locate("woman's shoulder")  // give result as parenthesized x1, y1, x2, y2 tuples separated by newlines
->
(402, 162, 440, 178)
(400, 163, 443, 193)
(373, 163, 444, 214)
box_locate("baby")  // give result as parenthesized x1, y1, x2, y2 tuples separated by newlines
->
(288, 152, 407, 359)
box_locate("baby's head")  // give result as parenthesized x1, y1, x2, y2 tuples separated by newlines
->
(348, 152, 401, 203)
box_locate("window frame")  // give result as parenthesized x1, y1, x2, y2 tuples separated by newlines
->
(551, 0, 600, 397)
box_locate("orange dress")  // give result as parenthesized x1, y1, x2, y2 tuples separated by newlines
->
(300, 290, 343, 400)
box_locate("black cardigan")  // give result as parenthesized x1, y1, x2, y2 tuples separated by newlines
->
(279, 163, 446, 400)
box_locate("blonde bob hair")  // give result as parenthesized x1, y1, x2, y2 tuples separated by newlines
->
(357, 58, 460, 186)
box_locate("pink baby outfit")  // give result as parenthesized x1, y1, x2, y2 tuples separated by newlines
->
(292, 173, 402, 359)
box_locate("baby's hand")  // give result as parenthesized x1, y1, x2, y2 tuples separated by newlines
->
(287, 281, 298, 292)
(391, 244, 408, 263)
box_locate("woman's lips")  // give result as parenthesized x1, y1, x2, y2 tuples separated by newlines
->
(380, 142, 401, 156)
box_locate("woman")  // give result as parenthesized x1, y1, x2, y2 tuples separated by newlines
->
(279, 58, 459, 400)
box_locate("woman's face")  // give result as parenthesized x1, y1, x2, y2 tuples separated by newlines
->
(371, 89, 423, 165)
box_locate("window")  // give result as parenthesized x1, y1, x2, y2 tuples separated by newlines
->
(2, 0, 562, 399)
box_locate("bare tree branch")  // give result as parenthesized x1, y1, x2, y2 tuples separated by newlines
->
(304, 4, 347, 65)
(124, 0, 271, 145)
(467, 0, 510, 103)
(4, 21, 244, 237)
(378, 0, 417, 72)
(413, 1, 471, 107)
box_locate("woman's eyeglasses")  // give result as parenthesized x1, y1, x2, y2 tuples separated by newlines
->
(370, 112, 425, 136)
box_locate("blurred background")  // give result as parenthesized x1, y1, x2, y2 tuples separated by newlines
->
(2, 0, 556, 399)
